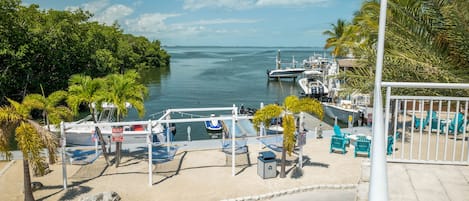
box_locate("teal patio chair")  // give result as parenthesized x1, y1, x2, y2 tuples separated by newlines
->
(354, 136, 371, 157)
(387, 135, 394, 155)
(330, 135, 347, 154)
(414, 110, 437, 129)
(333, 125, 351, 146)
(441, 112, 467, 134)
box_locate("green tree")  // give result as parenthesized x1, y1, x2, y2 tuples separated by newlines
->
(22, 87, 73, 164)
(0, 97, 58, 201)
(104, 70, 148, 167)
(323, 19, 357, 58)
(335, 0, 469, 96)
(67, 74, 111, 165)
(253, 96, 323, 178)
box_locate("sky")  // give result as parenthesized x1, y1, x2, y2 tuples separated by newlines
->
(22, 0, 363, 47)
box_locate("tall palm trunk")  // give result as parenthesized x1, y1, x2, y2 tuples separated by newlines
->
(23, 159, 35, 201)
(95, 127, 110, 166)
(280, 145, 287, 178)
(90, 106, 110, 166)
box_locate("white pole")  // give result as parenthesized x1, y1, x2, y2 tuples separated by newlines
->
(299, 112, 304, 168)
(187, 126, 191, 141)
(232, 104, 237, 176)
(60, 121, 67, 190)
(369, 0, 389, 200)
(166, 114, 170, 154)
(260, 102, 264, 150)
(147, 120, 152, 186)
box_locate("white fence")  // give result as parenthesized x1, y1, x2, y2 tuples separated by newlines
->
(383, 82, 469, 165)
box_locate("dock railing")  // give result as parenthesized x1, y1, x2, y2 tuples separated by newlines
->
(382, 82, 469, 165)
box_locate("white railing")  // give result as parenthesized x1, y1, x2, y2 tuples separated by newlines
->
(382, 82, 469, 165)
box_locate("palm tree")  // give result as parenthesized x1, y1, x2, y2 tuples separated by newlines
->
(67, 74, 111, 165)
(253, 95, 323, 178)
(104, 70, 148, 167)
(0, 98, 58, 201)
(338, 0, 469, 96)
(22, 86, 73, 164)
(323, 19, 357, 58)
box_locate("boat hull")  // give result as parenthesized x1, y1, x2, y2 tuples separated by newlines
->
(65, 132, 151, 146)
(322, 102, 360, 124)
(267, 68, 305, 79)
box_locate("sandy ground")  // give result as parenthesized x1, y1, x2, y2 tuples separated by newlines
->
(0, 138, 365, 201)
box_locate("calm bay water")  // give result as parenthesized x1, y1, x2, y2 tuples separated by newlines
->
(129, 46, 330, 141)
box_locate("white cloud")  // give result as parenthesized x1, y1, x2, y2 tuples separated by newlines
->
(176, 18, 259, 26)
(255, 0, 328, 7)
(183, 0, 329, 10)
(92, 4, 134, 25)
(65, 0, 133, 25)
(126, 13, 181, 33)
(81, 0, 110, 13)
(183, 0, 256, 10)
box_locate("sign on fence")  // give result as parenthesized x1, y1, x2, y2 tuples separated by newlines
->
(112, 126, 124, 142)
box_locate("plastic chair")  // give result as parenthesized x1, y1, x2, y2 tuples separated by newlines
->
(354, 137, 371, 157)
(387, 136, 394, 155)
(414, 111, 437, 129)
(333, 125, 350, 146)
(441, 112, 466, 134)
(330, 136, 347, 154)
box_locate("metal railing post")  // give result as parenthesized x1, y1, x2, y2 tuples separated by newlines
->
(60, 121, 67, 190)
(148, 120, 152, 186)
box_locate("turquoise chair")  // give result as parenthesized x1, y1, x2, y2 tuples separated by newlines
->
(387, 136, 394, 155)
(354, 136, 371, 157)
(333, 125, 350, 146)
(414, 111, 437, 129)
(441, 112, 466, 134)
(330, 135, 347, 154)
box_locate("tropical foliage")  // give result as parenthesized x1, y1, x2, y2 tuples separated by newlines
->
(0, 98, 59, 201)
(103, 70, 148, 167)
(22, 87, 73, 164)
(67, 74, 111, 165)
(253, 96, 323, 178)
(0, 0, 170, 104)
(323, 0, 469, 96)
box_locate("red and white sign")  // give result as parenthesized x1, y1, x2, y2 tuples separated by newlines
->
(112, 126, 124, 142)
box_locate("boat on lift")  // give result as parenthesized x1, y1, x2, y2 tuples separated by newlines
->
(298, 70, 329, 100)
(49, 102, 164, 146)
(267, 50, 305, 79)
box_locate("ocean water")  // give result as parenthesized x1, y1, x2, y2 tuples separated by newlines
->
(131, 46, 331, 141)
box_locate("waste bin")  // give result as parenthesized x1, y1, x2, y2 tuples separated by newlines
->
(257, 151, 277, 179)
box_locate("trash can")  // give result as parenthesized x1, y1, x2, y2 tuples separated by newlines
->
(257, 151, 277, 179)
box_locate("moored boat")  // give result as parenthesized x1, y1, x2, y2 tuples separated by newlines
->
(205, 114, 223, 132)
(49, 102, 164, 146)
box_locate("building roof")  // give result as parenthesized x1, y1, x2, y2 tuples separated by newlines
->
(337, 59, 358, 68)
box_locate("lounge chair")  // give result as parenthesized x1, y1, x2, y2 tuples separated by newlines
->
(354, 136, 371, 157)
(333, 125, 351, 146)
(414, 110, 437, 129)
(441, 112, 467, 134)
(330, 135, 347, 154)
(387, 135, 394, 155)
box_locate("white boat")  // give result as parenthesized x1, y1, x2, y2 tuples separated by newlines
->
(204, 114, 223, 132)
(266, 117, 283, 134)
(50, 103, 165, 146)
(267, 50, 306, 79)
(297, 73, 329, 99)
(322, 99, 369, 125)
